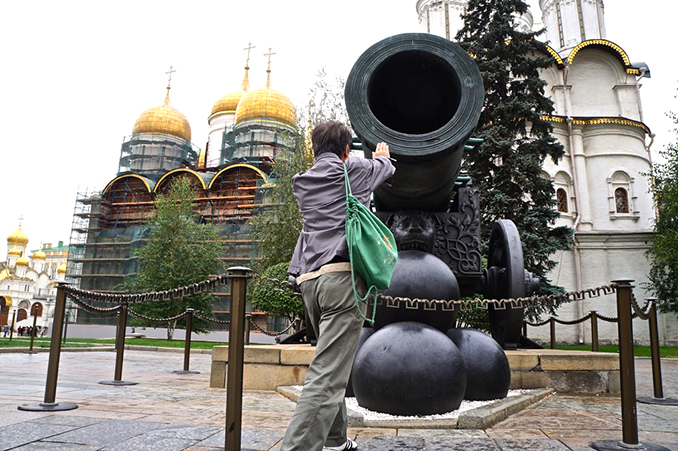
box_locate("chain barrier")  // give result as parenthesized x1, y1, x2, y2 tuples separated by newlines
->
(127, 309, 188, 324)
(630, 294, 653, 321)
(193, 311, 231, 325)
(248, 318, 295, 337)
(63, 274, 235, 304)
(67, 294, 123, 314)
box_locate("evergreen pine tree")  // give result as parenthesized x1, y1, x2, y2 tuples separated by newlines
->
(456, 0, 573, 311)
(124, 177, 223, 339)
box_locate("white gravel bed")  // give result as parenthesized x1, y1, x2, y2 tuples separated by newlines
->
(292, 386, 526, 421)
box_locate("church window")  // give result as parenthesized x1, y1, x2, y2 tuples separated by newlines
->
(557, 189, 568, 213)
(17, 308, 27, 322)
(615, 188, 629, 213)
(556, 2, 565, 48)
(576, 0, 586, 41)
(607, 170, 638, 219)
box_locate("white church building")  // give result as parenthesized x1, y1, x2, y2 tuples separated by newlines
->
(416, 0, 677, 345)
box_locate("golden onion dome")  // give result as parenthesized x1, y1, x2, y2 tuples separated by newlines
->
(133, 91, 191, 142)
(32, 249, 46, 260)
(57, 263, 67, 274)
(211, 90, 247, 118)
(8, 246, 21, 256)
(16, 254, 30, 267)
(7, 226, 28, 246)
(235, 87, 296, 126)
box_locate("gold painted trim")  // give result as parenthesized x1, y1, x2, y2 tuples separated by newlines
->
(103, 174, 152, 194)
(208, 163, 271, 189)
(544, 44, 564, 66)
(541, 115, 651, 134)
(234, 118, 296, 130)
(567, 39, 631, 66)
(207, 109, 237, 122)
(154, 168, 208, 193)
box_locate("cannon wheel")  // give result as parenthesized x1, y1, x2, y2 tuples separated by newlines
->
(485, 220, 526, 350)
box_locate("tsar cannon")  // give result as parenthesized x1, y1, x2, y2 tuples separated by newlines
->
(342, 33, 540, 415)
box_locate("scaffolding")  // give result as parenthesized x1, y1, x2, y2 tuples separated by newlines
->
(66, 164, 274, 329)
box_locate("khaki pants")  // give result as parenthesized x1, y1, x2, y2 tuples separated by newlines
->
(280, 271, 366, 451)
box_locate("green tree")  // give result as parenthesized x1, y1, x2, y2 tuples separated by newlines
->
(249, 262, 304, 323)
(456, 0, 573, 316)
(647, 106, 678, 314)
(125, 177, 223, 340)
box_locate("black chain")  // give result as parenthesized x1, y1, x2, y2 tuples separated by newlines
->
(193, 311, 231, 325)
(248, 318, 295, 336)
(68, 294, 123, 313)
(630, 294, 653, 320)
(127, 308, 188, 324)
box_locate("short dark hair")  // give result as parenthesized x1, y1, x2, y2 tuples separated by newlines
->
(311, 121, 352, 158)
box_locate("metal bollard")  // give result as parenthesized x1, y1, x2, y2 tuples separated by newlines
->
(174, 309, 199, 374)
(27, 313, 38, 354)
(9, 310, 16, 342)
(245, 314, 252, 346)
(99, 303, 137, 386)
(225, 267, 251, 451)
(62, 309, 70, 345)
(549, 317, 556, 349)
(591, 311, 599, 353)
(637, 298, 678, 406)
(18, 282, 78, 411)
(522, 321, 527, 338)
(592, 279, 669, 451)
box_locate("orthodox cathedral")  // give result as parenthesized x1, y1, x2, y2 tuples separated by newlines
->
(0, 225, 68, 330)
(67, 48, 296, 326)
(418, 0, 676, 345)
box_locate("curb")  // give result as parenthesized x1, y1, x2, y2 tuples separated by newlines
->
(0, 346, 115, 353)
(276, 386, 553, 430)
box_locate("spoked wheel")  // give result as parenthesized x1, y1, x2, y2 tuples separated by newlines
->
(480, 220, 534, 350)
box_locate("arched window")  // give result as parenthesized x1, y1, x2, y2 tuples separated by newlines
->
(17, 308, 27, 322)
(31, 302, 43, 317)
(556, 188, 569, 213)
(615, 188, 629, 213)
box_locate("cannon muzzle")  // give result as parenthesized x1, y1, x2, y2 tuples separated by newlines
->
(345, 33, 484, 212)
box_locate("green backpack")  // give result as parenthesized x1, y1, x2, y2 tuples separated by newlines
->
(344, 164, 398, 325)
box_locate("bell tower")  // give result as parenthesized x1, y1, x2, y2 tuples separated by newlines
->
(416, 0, 468, 40)
(540, 0, 607, 55)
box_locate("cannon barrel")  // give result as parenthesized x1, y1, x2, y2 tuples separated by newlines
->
(345, 33, 484, 212)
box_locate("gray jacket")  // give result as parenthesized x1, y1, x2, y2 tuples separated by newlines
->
(288, 152, 395, 276)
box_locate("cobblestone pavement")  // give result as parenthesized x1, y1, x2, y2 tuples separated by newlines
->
(0, 349, 676, 450)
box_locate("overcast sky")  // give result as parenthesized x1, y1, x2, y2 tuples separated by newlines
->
(1, 0, 675, 256)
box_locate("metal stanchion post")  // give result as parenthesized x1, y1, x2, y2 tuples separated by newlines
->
(9, 310, 16, 342)
(550, 317, 556, 349)
(294, 317, 301, 333)
(591, 311, 599, 353)
(27, 313, 38, 353)
(100, 303, 137, 386)
(174, 309, 199, 374)
(225, 267, 251, 451)
(522, 321, 527, 338)
(62, 309, 69, 345)
(592, 280, 669, 451)
(18, 282, 78, 411)
(245, 314, 252, 346)
(638, 298, 678, 406)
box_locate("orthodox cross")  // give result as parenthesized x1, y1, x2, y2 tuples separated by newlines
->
(244, 43, 255, 68)
(164, 66, 176, 103)
(264, 48, 276, 87)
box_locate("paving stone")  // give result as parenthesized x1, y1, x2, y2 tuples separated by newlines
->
(145, 425, 221, 441)
(426, 436, 499, 451)
(398, 429, 488, 438)
(196, 429, 283, 450)
(492, 438, 570, 450)
(9, 442, 101, 450)
(31, 416, 103, 427)
(105, 435, 197, 451)
(358, 436, 425, 450)
(0, 423, 75, 451)
(44, 419, 162, 447)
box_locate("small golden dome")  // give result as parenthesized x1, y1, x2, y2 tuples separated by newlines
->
(7, 226, 28, 246)
(8, 246, 21, 256)
(133, 93, 192, 142)
(235, 88, 296, 126)
(211, 90, 247, 118)
(32, 249, 46, 260)
(57, 263, 67, 274)
(16, 254, 30, 267)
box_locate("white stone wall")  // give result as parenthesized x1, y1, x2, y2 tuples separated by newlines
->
(416, 0, 467, 40)
(540, 0, 606, 55)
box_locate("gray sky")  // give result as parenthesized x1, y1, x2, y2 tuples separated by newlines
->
(1, 0, 675, 255)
